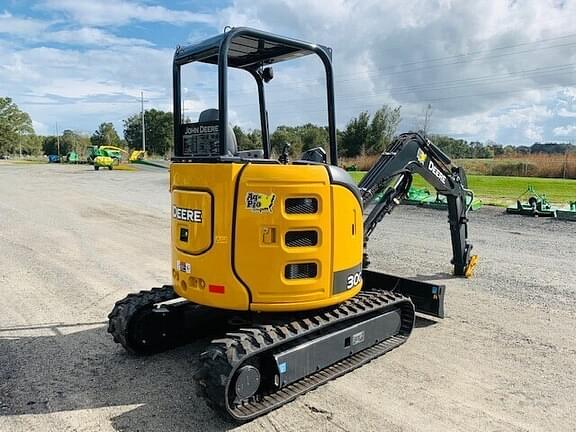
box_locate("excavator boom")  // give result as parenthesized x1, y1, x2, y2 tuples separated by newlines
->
(359, 132, 475, 276)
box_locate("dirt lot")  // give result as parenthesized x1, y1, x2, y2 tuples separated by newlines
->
(1, 163, 575, 432)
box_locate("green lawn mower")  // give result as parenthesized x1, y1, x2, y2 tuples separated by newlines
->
(402, 186, 482, 211)
(506, 185, 556, 217)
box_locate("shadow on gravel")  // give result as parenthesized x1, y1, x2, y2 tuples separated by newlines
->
(0, 323, 234, 431)
(414, 316, 439, 328)
(412, 272, 452, 281)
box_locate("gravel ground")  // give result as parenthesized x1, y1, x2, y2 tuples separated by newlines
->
(0, 162, 575, 432)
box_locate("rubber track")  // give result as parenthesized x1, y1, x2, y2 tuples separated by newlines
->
(195, 290, 414, 421)
(107, 286, 178, 354)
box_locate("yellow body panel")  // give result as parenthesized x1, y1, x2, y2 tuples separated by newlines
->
(171, 163, 250, 310)
(331, 185, 363, 273)
(170, 162, 364, 312)
(172, 190, 212, 254)
(235, 164, 332, 305)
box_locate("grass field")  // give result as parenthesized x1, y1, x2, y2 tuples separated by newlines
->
(348, 171, 576, 206)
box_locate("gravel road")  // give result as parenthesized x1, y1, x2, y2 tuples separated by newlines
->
(1, 162, 575, 432)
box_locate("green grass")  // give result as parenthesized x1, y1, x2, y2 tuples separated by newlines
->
(348, 171, 576, 206)
(8, 159, 47, 164)
(348, 171, 365, 184)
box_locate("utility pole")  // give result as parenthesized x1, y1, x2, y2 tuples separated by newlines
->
(56, 122, 60, 159)
(141, 91, 146, 153)
(423, 104, 433, 134)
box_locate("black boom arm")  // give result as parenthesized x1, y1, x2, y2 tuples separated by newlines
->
(359, 132, 474, 276)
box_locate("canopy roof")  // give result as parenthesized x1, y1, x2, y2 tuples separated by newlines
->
(174, 27, 329, 69)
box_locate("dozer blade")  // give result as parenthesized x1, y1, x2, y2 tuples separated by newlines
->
(194, 290, 415, 422)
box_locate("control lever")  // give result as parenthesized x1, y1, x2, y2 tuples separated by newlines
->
(279, 142, 291, 164)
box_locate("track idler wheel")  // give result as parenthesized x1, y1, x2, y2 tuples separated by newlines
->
(232, 365, 262, 402)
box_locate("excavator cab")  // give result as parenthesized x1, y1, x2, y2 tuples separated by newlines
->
(109, 27, 476, 422)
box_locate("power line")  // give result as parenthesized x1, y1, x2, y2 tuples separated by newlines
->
(189, 33, 576, 97)
(236, 81, 576, 120)
(224, 64, 575, 110)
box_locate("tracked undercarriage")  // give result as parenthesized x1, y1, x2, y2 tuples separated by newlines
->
(108, 272, 443, 421)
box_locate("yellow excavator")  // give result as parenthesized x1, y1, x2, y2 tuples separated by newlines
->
(108, 27, 477, 421)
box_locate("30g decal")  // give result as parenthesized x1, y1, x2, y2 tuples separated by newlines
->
(346, 271, 362, 289)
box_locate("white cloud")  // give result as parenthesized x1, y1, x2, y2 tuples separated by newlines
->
(0, 11, 155, 47)
(441, 102, 554, 143)
(2, 0, 575, 144)
(41, 0, 214, 26)
(43, 28, 153, 47)
(32, 119, 52, 135)
(558, 108, 576, 118)
(0, 11, 49, 34)
(553, 125, 576, 136)
(216, 0, 576, 143)
(0, 43, 174, 134)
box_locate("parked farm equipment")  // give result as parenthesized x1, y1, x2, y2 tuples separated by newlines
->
(557, 201, 576, 221)
(403, 186, 482, 211)
(506, 185, 556, 217)
(91, 146, 128, 171)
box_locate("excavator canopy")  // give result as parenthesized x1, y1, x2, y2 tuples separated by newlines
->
(172, 27, 337, 163)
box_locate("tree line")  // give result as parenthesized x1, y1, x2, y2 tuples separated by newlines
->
(1, 96, 573, 159)
(429, 135, 575, 159)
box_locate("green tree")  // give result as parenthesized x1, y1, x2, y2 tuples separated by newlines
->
(271, 126, 303, 156)
(366, 105, 401, 154)
(42, 136, 59, 156)
(300, 123, 329, 152)
(91, 122, 121, 147)
(233, 126, 261, 150)
(124, 109, 173, 156)
(340, 111, 370, 157)
(245, 129, 262, 150)
(60, 130, 91, 156)
(20, 134, 42, 156)
(0, 97, 35, 155)
(430, 135, 472, 159)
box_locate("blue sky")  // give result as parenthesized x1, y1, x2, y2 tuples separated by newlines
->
(1, 0, 575, 145)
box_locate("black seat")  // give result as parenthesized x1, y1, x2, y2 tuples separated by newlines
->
(198, 109, 237, 156)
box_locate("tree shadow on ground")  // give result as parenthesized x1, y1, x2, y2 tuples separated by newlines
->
(0, 322, 234, 431)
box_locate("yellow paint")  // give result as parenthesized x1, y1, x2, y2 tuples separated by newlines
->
(331, 185, 363, 277)
(129, 150, 145, 161)
(465, 254, 479, 278)
(170, 162, 363, 312)
(172, 190, 212, 255)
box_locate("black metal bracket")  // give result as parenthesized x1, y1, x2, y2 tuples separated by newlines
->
(362, 269, 445, 319)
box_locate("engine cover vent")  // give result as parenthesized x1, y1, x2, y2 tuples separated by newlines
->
(285, 230, 318, 247)
(284, 263, 318, 279)
(285, 198, 318, 214)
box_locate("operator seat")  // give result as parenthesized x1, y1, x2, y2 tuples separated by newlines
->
(198, 109, 237, 156)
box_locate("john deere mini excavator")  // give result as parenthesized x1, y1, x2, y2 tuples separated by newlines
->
(108, 27, 477, 421)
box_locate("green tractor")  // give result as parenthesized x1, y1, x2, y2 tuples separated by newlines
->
(91, 146, 126, 171)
